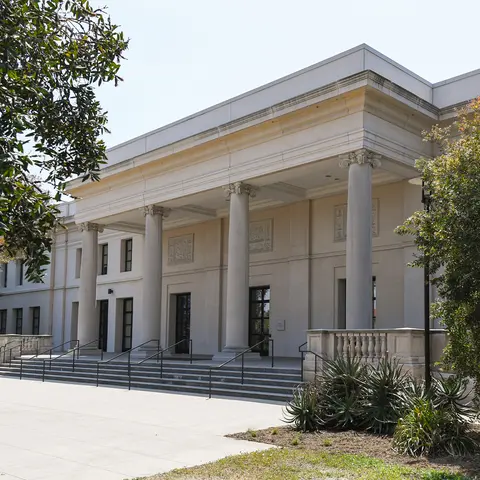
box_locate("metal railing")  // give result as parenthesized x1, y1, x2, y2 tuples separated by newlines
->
(298, 341, 324, 382)
(1, 340, 27, 363)
(138, 338, 193, 380)
(208, 337, 274, 399)
(39, 339, 103, 382)
(18, 340, 79, 380)
(96, 338, 159, 389)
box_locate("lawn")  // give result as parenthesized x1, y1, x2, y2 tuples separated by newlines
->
(136, 427, 479, 480)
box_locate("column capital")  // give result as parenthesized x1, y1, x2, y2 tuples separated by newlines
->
(77, 222, 104, 233)
(339, 149, 382, 169)
(143, 205, 171, 218)
(223, 182, 257, 200)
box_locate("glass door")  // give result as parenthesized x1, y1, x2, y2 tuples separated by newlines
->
(98, 300, 108, 351)
(175, 293, 191, 354)
(122, 298, 133, 352)
(249, 286, 270, 356)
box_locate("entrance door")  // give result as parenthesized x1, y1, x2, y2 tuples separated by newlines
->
(98, 300, 108, 351)
(175, 293, 191, 354)
(122, 298, 133, 352)
(249, 286, 270, 356)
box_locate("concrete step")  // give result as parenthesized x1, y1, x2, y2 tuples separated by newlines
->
(1, 366, 300, 388)
(15, 356, 301, 373)
(1, 356, 301, 402)
(6, 361, 300, 381)
(0, 370, 292, 402)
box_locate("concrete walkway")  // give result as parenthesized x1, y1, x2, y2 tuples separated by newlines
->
(0, 378, 284, 480)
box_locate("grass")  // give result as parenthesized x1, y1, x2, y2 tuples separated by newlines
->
(139, 448, 474, 480)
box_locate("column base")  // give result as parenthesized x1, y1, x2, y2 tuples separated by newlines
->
(212, 348, 260, 364)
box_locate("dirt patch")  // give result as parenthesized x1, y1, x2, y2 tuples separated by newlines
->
(228, 426, 480, 477)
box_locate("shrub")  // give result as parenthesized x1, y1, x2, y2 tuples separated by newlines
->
(316, 355, 366, 430)
(432, 376, 478, 424)
(393, 397, 478, 457)
(284, 383, 319, 432)
(360, 359, 410, 434)
(422, 472, 474, 480)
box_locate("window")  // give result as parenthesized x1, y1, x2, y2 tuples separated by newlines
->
(0, 310, 7, 334)
(32, 307, 40, 335)
(14, 308, 23, 334)
(17, 261, 24, 286)
(75, 248, 82, 279)
(1, 263, 7, 288)
(337, 277, 377, 329)
(100, 244, 108, 275)
(122, 238, 133, 272)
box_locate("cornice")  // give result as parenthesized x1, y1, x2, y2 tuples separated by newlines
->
(68, 70, 446, 197)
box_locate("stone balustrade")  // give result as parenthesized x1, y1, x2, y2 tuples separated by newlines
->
(304, 328, 447, 382)
(0, 335, 53, 363)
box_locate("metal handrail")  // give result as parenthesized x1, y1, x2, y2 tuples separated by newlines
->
(138, 338, 193, 381)
(15, 338, 78, 371)
(298, 342, 324, 382)
(208, 337, 274, 399)
(96, 338, 159, 389)
(18, 339, 79, 380)
(45, 338, 103, 376)
(1, 341, 21, 363)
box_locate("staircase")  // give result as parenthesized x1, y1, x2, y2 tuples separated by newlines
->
(0, 356, 301, 403)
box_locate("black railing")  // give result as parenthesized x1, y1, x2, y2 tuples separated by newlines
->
(19, 340, 79, 380)
(41, 339, 103, 382)
(1, 340, 23, 363)
(208, 337, 274, 399)
(138, 338, 193, 380)
(298, 341, 323, 382)
(96, 338, 159, 389)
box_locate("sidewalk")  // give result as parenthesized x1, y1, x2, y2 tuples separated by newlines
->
(0, 377, 283, 479)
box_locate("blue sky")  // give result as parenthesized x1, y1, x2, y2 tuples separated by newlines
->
(93, 0, 480, 148)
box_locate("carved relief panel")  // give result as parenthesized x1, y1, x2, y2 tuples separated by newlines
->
(249, 219, 273, 254)
(334, 199, 379, 242)
(168, 234, 194, 265)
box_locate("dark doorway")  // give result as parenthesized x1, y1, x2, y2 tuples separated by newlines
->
(175, 293, 191, 354)
(122, 298, 133, 352)
(98, 300, 108, 351)
(249, 286, 270, 356)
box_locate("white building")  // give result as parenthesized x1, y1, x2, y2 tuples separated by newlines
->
(1, 44, 479, 360)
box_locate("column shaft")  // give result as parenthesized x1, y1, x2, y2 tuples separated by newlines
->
(341, 150, 381, 329)
(78, 223, 101, 345)
(224, 191, 250, 350)
(137, 206, 168, 346)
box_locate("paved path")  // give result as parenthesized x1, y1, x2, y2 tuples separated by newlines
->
(0, 378, 283, 480)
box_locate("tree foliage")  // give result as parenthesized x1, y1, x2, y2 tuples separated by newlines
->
(0, 0, 128, 282)
(396, 99, 480, 390)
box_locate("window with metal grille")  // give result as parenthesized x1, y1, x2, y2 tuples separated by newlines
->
(1, 263, 7, 288)
(0, 310, 7, 334)
(123, 239, 133, 272)
(100, 244, 108, 275)
(32, 307, 40, 335)
(14, 308, 23, 334)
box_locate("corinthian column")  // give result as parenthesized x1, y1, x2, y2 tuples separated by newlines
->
(78, 222, 103, 345)
(215, 182, 257, 360)
(137, 205, 170, 346)
(340, 149, 381, 329)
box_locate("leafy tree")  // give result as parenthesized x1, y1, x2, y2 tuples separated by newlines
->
(0, 0, 128, 282)
(396, 99, 480, 392)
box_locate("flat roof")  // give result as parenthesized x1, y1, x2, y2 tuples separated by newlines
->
(104, 44, 480, 168)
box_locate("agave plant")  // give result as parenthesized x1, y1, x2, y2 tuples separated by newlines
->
(283, 383, 319, 432)
(432, 375, 478, 424)
(316, 355, 366, 430)
(360, 359, 410, 434)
